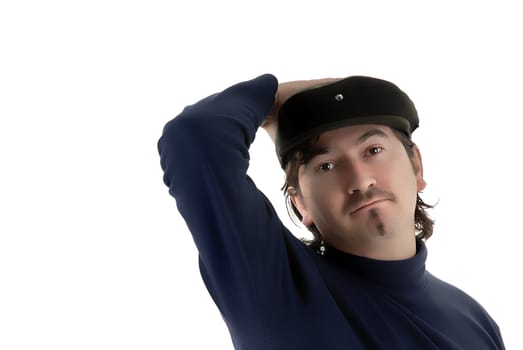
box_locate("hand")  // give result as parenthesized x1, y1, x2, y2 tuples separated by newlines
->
(261, 78, 341, 143)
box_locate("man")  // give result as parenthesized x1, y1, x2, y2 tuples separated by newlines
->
(158, 74, 505, 349)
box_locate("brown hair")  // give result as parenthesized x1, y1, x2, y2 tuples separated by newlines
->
(281, 129, 435, 250)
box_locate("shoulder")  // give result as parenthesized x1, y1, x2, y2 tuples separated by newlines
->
(426, 272, 498, 324)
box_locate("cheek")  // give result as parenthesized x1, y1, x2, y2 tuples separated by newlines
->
(378, 158, 417, 196)
(395, 165, 420, 208)
(301, 178, 342, 212)
(309, 183, 347, 217)
(308, 175, 343, 200)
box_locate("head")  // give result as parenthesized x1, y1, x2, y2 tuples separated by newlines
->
(276, 76, 434, 255)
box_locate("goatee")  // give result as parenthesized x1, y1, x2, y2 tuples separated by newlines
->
(370, 208, 386, 236)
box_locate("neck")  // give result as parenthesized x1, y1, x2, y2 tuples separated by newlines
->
(330, 234, 417, 261)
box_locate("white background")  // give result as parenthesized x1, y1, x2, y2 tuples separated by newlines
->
(1, 1, 521, 349)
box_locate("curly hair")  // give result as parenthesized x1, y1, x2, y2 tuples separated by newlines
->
(280, 128, 435, 250)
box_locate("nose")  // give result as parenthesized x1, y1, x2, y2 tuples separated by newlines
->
(346, 162, 376, 195)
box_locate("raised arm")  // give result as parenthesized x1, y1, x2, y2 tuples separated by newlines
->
(158, 74, 287, 326)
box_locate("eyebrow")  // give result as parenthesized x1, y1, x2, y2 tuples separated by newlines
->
(355, 128, 388, 145)
(305, 128, 389, 164)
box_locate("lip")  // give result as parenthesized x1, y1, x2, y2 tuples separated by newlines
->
(350, 199, 389, 214)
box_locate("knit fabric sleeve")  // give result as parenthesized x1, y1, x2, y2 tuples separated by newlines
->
(157, 74, 291, 333)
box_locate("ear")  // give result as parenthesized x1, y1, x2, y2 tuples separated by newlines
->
(288, 187, 314, 227)
(411, 145, 427, 192)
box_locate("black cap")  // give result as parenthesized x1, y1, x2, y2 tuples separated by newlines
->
(275, 76, 419, 167)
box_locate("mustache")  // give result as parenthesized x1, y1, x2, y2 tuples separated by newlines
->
(343, 187, 396, 214)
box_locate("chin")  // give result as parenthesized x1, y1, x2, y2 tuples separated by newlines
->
(367, 209, 397, 238)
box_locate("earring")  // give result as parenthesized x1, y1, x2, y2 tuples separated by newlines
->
(317, 240, 326, 256)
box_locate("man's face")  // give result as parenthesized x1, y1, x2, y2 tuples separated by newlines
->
(290, 124, 426, 254)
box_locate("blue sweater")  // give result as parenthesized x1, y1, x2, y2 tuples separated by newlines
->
(158, 74, 505, 349)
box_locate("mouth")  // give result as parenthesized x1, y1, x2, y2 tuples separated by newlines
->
(350, 199, 389, 214)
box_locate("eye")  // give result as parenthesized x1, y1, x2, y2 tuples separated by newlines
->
(367, 146, 383, 156)
(319, 162, 335, 172)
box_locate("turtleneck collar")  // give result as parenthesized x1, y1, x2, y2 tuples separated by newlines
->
(319, 239, 428, 290)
